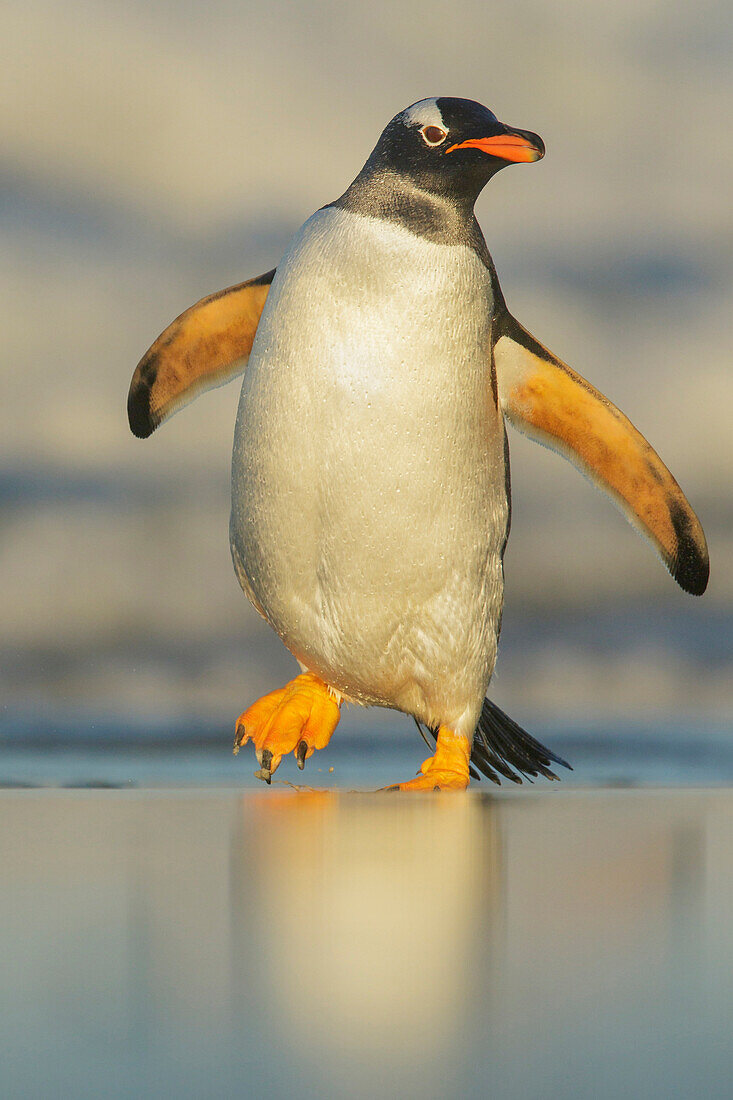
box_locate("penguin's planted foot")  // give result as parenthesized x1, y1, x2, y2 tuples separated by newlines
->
(384, 726, 471, 792)
(233, 672, 341, 783)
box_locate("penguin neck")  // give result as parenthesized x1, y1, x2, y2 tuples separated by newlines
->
(329, 166, 492, 268)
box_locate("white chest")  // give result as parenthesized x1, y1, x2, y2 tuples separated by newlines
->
(230, 207, 508, 723)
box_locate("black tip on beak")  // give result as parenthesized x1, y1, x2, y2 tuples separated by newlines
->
(446, 125, 545, 163)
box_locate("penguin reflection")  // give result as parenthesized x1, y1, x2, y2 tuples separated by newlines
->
(230, 792, 501, 1079)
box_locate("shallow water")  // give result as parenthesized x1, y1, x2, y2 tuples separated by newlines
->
(2, 718, 733, 790)
(1, 785, 732, 1099)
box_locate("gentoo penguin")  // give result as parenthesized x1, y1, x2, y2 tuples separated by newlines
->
(128, 97, 709, 790)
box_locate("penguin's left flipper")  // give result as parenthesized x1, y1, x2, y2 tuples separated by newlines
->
(494, 312, 709, 595)
(128, 269, 275, 438)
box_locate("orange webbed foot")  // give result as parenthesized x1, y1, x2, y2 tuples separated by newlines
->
(383, 726, 471, 792)
(234, 672, 341, 783)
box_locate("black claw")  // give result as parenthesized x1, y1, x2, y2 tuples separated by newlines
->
(296, 741, 307, 770)
(253, 749, 273, 784)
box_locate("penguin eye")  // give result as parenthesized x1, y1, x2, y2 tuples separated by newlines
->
(420, 125, 447, 147)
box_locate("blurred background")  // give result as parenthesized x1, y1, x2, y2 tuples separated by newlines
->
(1, 0, 731, 766)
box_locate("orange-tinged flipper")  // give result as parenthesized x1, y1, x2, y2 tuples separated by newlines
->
(494, 312, 709, 595)
(127, 269, 275, 438)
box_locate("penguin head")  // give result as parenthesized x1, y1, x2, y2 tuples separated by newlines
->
(361, 97, 544, 208)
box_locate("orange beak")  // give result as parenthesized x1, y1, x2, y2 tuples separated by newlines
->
(445, 133, 544, 163)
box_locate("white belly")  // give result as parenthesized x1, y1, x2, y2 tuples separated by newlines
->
(230, 206, 507, 732)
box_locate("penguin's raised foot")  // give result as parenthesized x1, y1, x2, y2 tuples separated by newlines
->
(383, 727, 471, 792)
(234, 672, 341, 783)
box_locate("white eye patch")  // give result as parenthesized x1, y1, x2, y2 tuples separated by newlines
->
(402, 98, 447, 133)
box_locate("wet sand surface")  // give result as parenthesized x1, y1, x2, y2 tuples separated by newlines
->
(1, 784, 732, 1099)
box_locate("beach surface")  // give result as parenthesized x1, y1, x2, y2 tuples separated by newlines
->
(2, 771, 732, 1099)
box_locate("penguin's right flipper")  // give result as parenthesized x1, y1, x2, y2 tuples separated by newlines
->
(128, 269, 275, 438)
(494, 312, 709, 595)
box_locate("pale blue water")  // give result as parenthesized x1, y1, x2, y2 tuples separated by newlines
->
(3, 714, 733, 1099)
(1, 786, 732, 1099)
(1, 715, 732, 789)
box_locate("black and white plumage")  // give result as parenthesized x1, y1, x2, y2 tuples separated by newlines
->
(128, 97, 708, 788)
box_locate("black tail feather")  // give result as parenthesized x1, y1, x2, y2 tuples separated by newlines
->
(416, 700, 572, 786)
(474, 698, 572, 784)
